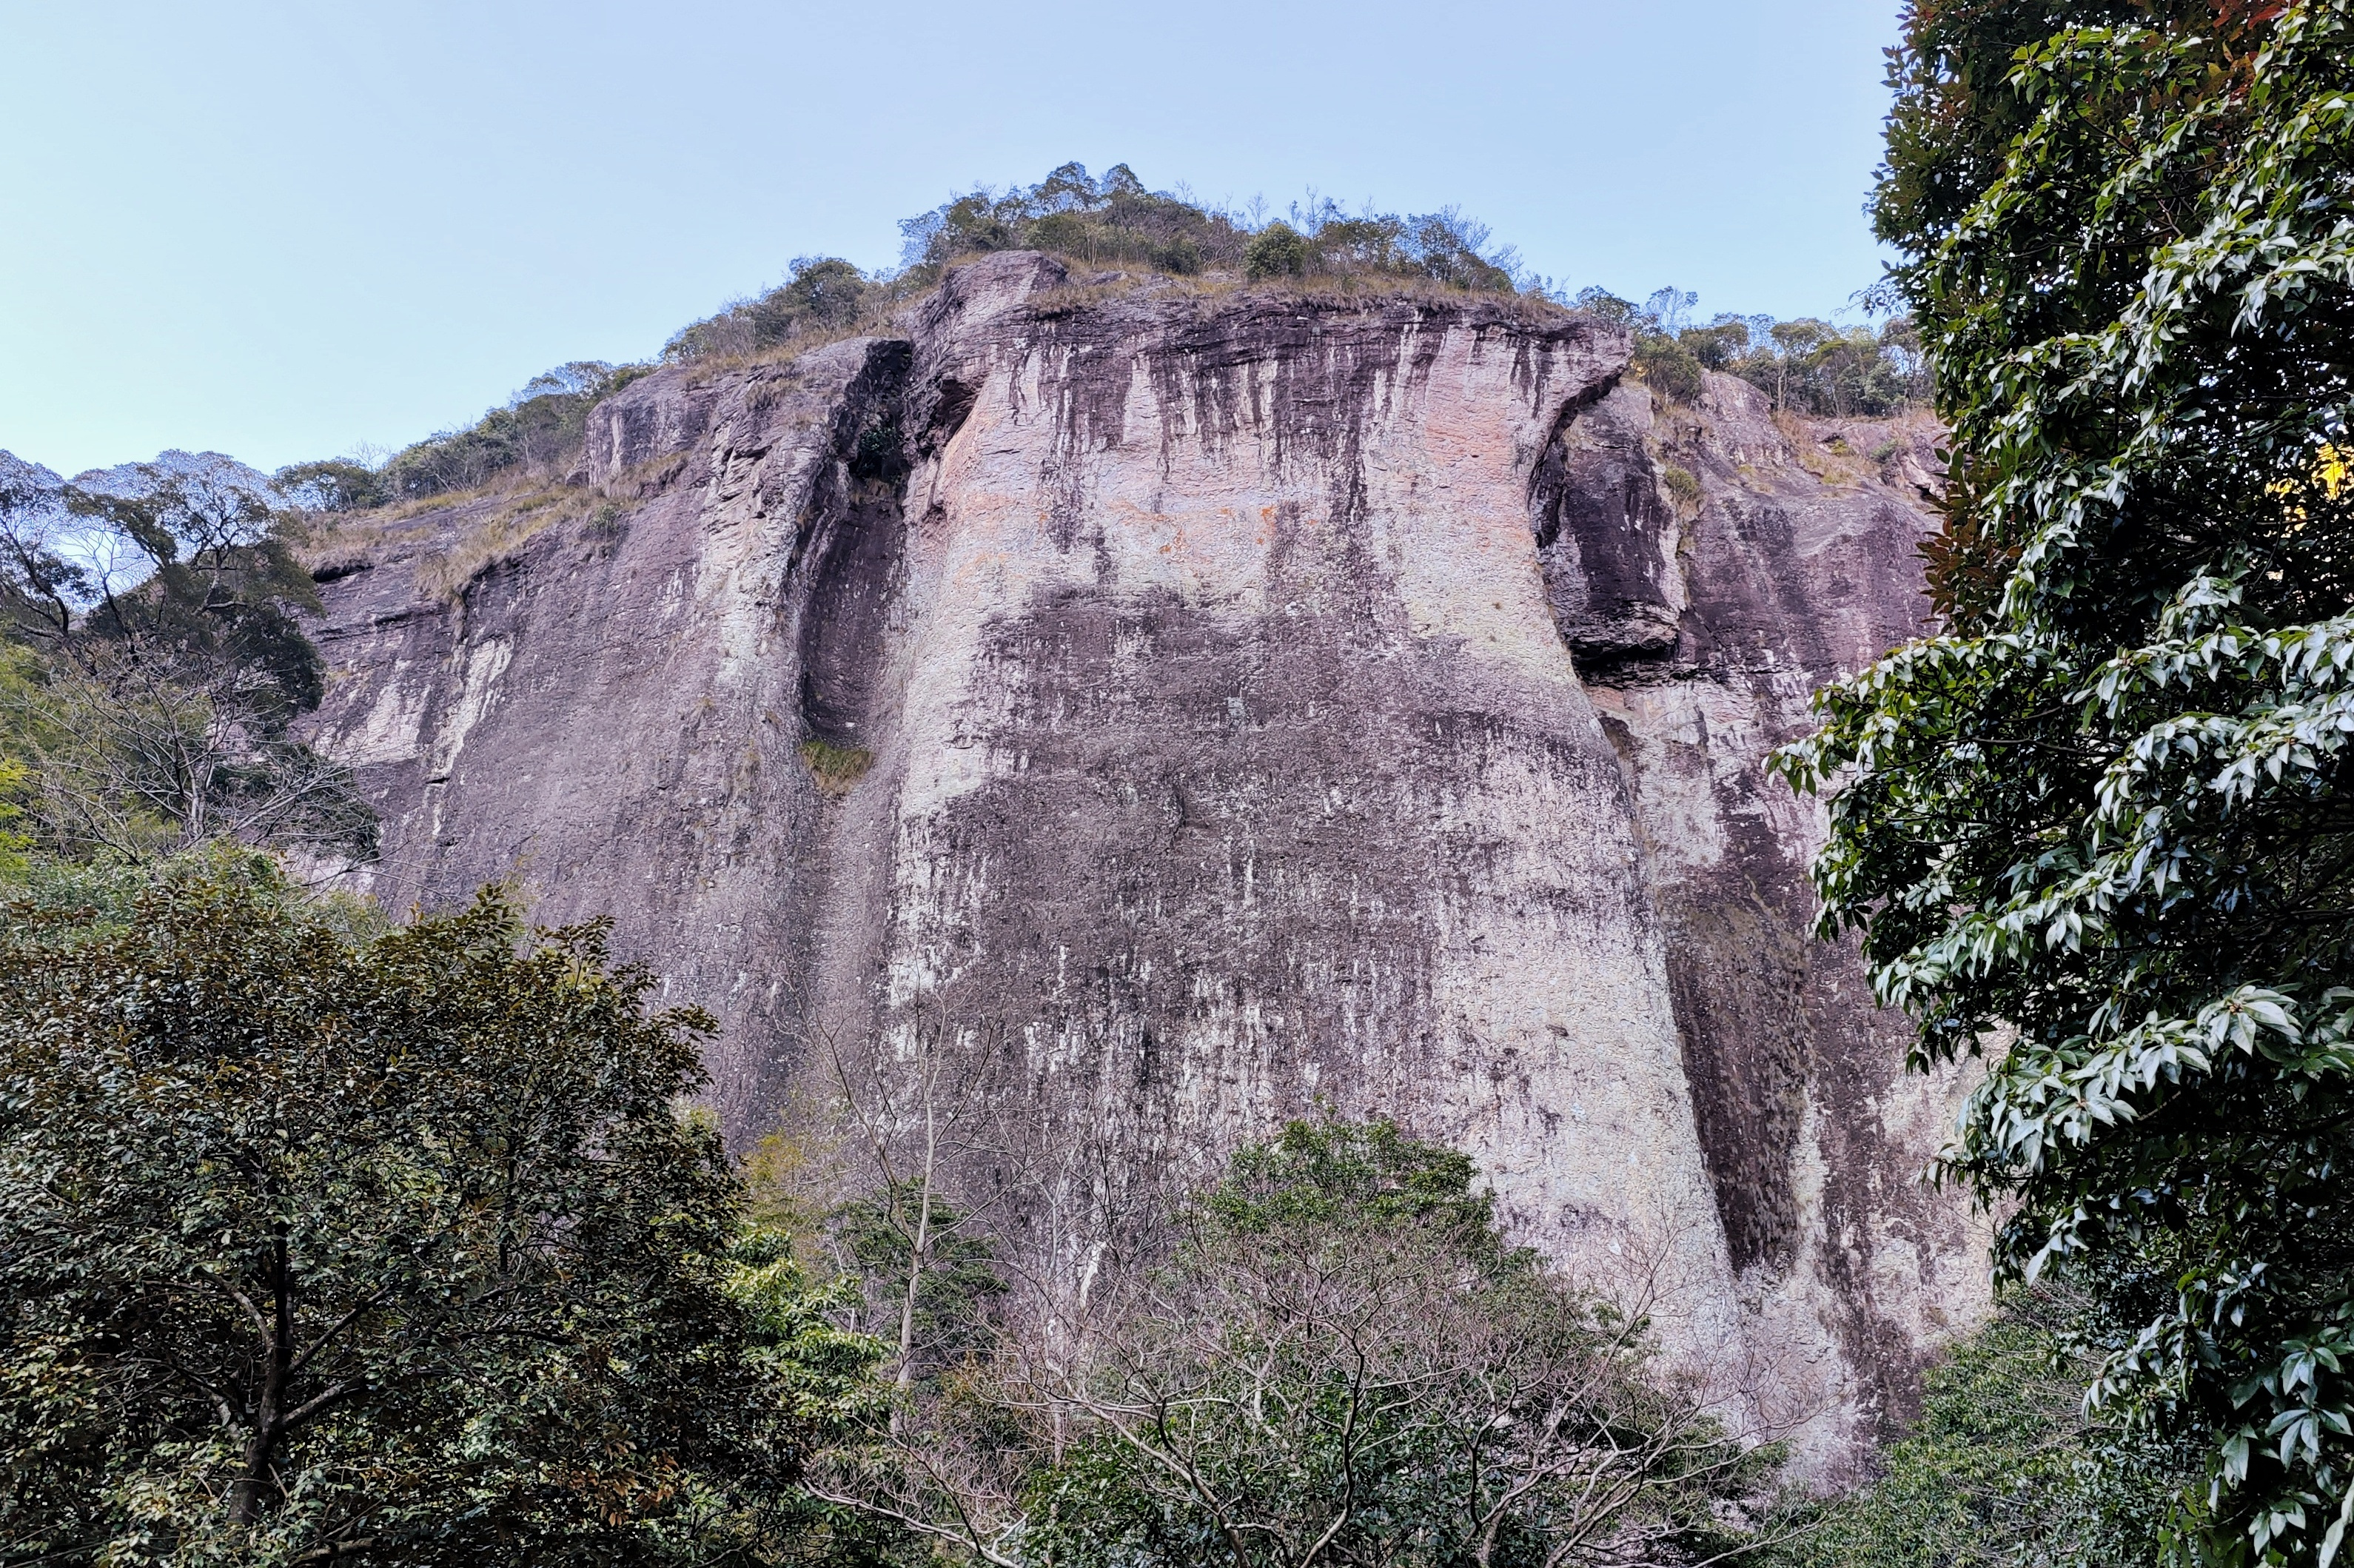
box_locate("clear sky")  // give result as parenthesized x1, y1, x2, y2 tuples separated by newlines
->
(1, 0, 1905, 478)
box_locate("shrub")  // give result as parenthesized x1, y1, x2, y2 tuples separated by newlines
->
(799, 737, 873, 794)
(1243, 220, 1310, 280)
(1633, 334, 1706, 403)
(1662, 463, 1703, 510)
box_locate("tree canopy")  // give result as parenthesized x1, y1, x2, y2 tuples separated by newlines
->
(1777, 1, 2354, 1561)
(0, 857, 882, 1565)
(0, 456, 373, 863)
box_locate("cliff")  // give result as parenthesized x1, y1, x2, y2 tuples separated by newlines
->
(299, 252, 1980, 1477)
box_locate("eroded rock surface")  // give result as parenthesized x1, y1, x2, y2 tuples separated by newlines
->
(301, 253, 1980, 1478)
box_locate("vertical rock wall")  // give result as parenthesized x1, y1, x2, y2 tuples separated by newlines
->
(301, 253, 1982, 1477)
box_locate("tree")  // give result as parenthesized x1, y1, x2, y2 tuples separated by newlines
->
(0, 854, 884, 1565)
(1244, 223, 1312, 281)
(274, 461, 387, 515)
(1776, 2, 2354, 1561)
(868, 1121, 1769, 1568)
(0, 457, 373, 863)
(378, 363, 643, 500)
(798, 1011, 1015, 1414)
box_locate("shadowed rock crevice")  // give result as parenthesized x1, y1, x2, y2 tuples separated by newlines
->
(1532, 383, 1683, 670)
(797, 344, 914, 748)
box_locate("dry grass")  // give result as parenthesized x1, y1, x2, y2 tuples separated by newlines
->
(297, 472, 612, 605)
(1772, 409, 1873, 489)
(296, 473, 543, 565)
(598, 451, 688, 500)
(678, 323, 887, 386)
(415, 486, 600, 603)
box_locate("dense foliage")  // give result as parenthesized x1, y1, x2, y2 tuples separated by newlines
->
(663, 259, 885, 363)
(1785, 1287, 2191, 1568)
(0, 455, 372, 862)
(833, 1182, 1004, 1390)
(0, 857, 884, 1565)
(898, 161, 1251, 278)
(1776, 1, 2354, 1561)
(1018, 1122, 1767, 1568)
(898, 164, 1529, 293)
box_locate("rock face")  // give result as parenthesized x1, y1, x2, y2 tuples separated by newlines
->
(301, 253, 1982, 1478)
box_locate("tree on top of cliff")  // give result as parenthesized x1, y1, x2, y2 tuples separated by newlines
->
(897, 162, 1538, 295)
(375, 360, 651, 499)
(899, 162, 1250, 278)
(1776, 1, 2354, 1561)
(0, 456, 375, 865)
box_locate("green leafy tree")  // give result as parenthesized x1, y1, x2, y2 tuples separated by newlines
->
(273, 460, 387, 515)
(1569, 292, 1928, 413)
(836, 1182, 1005, 1387)
(882, 164, 1526, 298)
(0, 856, 885, 1565)
(1775, 1, 2354, 1561)
(663, 261, 882, 363)
(0, 459, 373, 862)
(898, 162, 1250, 280)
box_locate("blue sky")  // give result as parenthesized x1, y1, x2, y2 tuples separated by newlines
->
(1, 0, 1905, 477)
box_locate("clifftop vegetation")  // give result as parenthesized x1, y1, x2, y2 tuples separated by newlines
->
(307, 162, 1931, 515)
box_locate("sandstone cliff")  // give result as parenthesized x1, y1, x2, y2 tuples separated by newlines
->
(300, 253, 1980, 1477)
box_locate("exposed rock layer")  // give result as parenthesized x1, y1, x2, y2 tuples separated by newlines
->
(302, 254, 1981, 1477)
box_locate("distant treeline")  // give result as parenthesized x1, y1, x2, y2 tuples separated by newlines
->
(1600, 287, 1931, 420)
(312, 163, 1928, 511)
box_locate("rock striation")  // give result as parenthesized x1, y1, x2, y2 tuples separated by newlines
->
(301, 252, 1982, 1477)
